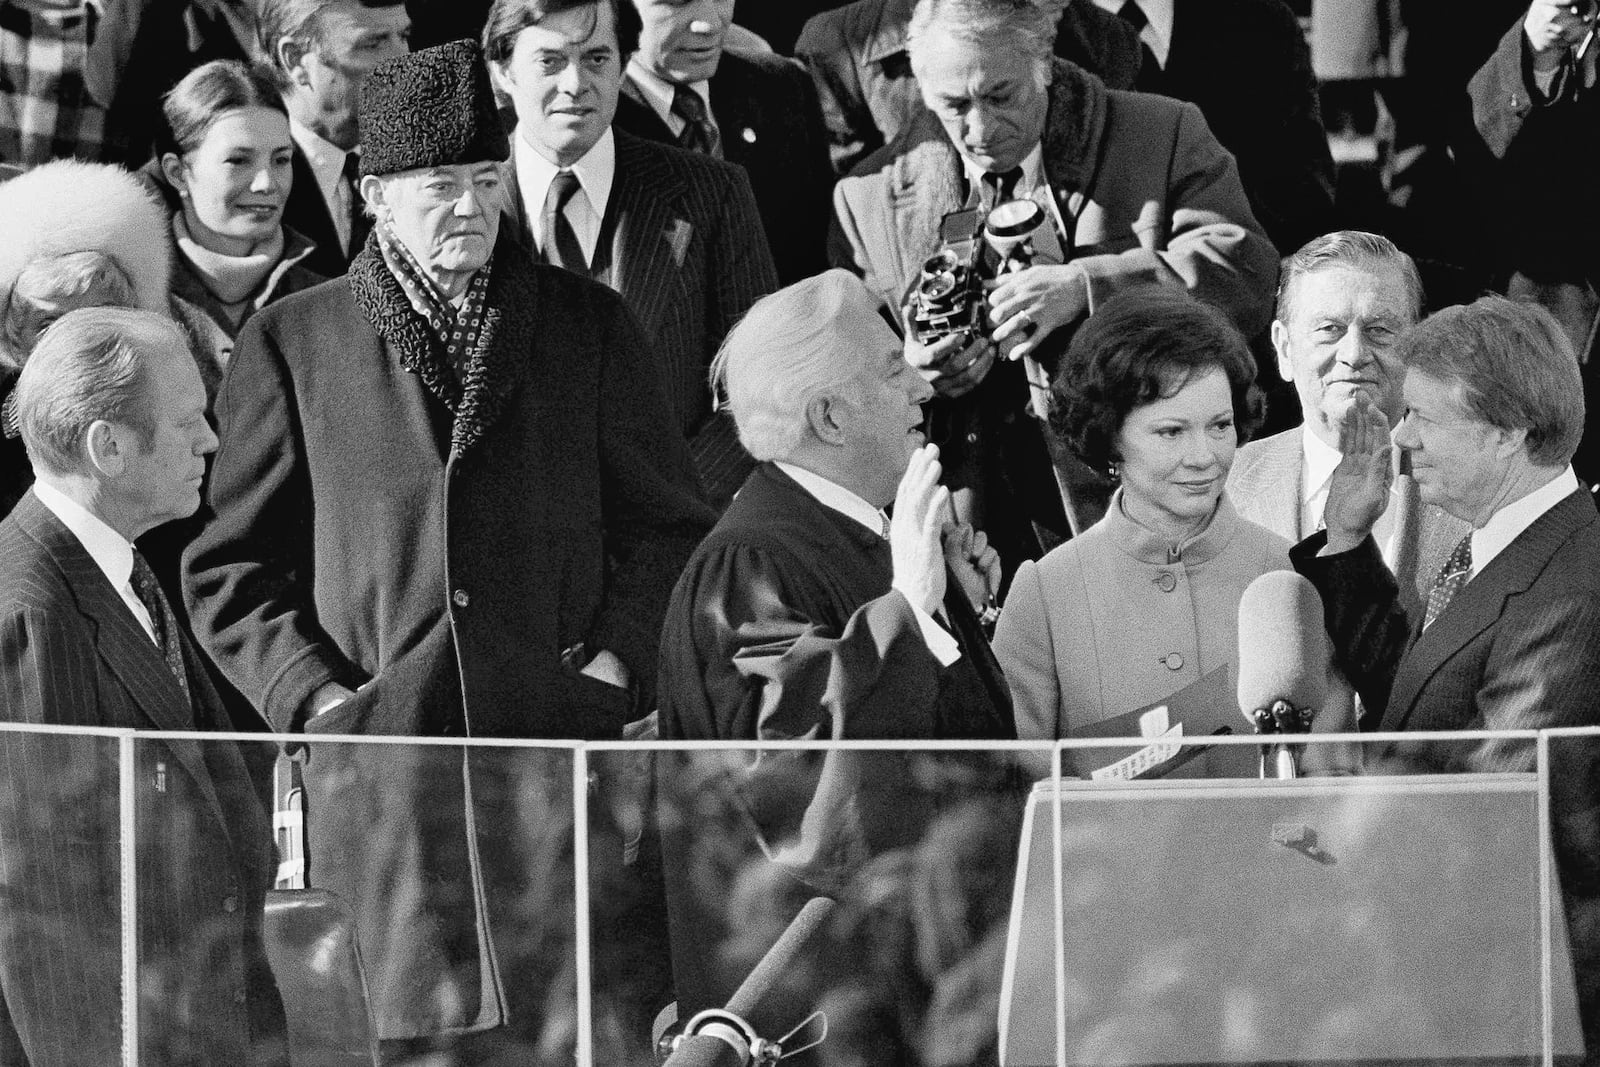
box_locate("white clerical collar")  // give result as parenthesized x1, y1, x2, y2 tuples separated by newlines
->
(1471, 466, 1581, 575)
(774, 461, 887, 537)
(1091, 0, 1174, 68)
(514, 122, 615, 228)
(33, 478, 134, 593)
(1300, 423, 1342, 505)
(625, 59, 712, 138)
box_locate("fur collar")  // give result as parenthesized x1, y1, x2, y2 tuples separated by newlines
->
(347, 230, 537, 457)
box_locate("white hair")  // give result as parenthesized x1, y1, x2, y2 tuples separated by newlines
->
(711, 269, 881, 462)
(907, 0, 1063, 91)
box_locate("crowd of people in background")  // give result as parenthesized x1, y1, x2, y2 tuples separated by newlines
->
(0, 0, 1596, 1064)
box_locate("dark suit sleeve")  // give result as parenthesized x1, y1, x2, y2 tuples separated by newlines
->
(1467, 18, 1543, 160)
(587, 301, 718, 705)
(1290, 531, 1413, 720)
(0, 607, 122, 1065)
(1074, 100, 1280, 339)
(689, 164, 780, 506)
(663, 541, 942, 740)
(183, 316, 366, 731)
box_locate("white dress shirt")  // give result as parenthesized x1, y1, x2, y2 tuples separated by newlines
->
(33, 479, 156, 642)
(959, 143, 1071, 249)
(514, 124, 616, 266)
(1092, 0, 1174, 68)
(1470, 466, 1581, 578)
(625, 59, 715, 140)
(290, 119, 355, 253)
(774, 461, 961, 666)
(1300, 424, 1342, 535)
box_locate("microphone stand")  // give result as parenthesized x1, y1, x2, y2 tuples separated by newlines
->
(1248, 700, 1314, 779)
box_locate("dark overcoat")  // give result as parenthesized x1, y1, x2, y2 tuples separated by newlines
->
(182, 232, 713, 1037)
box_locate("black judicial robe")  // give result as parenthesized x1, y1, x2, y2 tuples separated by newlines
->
(658, 461, 1014, 741)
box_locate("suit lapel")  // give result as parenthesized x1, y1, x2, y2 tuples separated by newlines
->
(1381, 489, 1596, 730)
(13, 495, 226, 818)
(607, 130, 691, 337)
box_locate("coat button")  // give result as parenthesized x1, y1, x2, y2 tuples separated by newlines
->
(452, 589, 470, 608)
(966, 431, 979, 444)
(221, 895, 239, 914)
(1162, 653, 1184, 670)
(1154, 571, 1177, 593)
(234, 988, 247, 1006)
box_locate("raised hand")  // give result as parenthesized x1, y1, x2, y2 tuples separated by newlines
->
(890, 444, 949, 616)
(1322, 394, 1393, 554)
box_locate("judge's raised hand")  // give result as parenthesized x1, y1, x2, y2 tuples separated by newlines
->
(890, 444, 949, 616)
(941, 520, 1001, 612)
(1322, 394, 1393, 555)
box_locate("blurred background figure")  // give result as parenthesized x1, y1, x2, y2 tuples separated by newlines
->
(994, 287, 1351, 770)
(1228, 230, 1468, 621)
(1104, 0, 1336, 257)
(614, 0, 835, 284)
(1463, 0, 1600, 485)
(0, 159, 171, 517)
(256, 0, 411, 277)
(150, 60, 323, 401)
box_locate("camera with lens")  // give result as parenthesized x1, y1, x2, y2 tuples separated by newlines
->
(906, 198, 1057, 346)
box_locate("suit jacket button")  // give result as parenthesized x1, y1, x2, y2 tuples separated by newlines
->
(221, 895, 239, 914)
(453, 589, 470, 608)
(1155, 571, 1177, 592)
(1162, 653, 1184, 670)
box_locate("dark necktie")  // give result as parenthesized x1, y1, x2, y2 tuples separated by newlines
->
(1423, 533, 1473, 630)
(342, 151, 366, 256)
(130, 551, 193, 712)
(980, 166, 1024, 211)
(541, 170, 587, 272)
(671, 84, 722, 159)
(1118, 0, 1166, 89)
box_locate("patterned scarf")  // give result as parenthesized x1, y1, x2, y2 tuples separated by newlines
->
(375, 218, 493, 389)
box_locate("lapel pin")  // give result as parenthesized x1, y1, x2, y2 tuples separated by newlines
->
(741, 127, 756, 144)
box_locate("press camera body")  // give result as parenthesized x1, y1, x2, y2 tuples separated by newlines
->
(906, 198, 1058, 345)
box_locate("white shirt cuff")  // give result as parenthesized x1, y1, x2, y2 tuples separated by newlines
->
(910, 602, 962, 667)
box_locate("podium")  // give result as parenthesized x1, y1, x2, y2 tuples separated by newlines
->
(1000, 773, 1585, 1066)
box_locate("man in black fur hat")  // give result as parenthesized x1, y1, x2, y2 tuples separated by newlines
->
(183, 38, 713, 1059)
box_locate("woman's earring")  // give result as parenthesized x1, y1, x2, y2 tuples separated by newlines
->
(1106, 461, 1120, 482)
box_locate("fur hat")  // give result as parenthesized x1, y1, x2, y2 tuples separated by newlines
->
(360, 39, 510, 178)
(0, 159, 172, 332)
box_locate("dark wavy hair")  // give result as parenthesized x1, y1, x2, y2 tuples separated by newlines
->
(1049, 287, 1263, 474)
(482, 0, 640, 66)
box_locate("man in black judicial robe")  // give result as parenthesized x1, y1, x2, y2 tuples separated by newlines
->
(658, 268, 1014, 742)
(654, 271, 1019, 1048)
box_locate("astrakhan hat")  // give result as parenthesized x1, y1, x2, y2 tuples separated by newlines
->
(359, 39, 510, 177)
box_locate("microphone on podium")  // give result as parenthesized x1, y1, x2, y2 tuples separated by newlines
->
(659, 897, 836, 1066)
(1236, 571, 1331, 779)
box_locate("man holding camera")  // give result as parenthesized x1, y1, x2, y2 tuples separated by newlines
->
(830, 0, 1278, 575)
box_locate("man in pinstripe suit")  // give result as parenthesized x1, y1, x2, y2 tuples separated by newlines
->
(484, 0, 780, 509)
(0, 308, 287, 1066)
(1291, 295, 1600, 1054)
